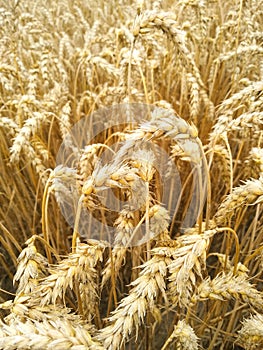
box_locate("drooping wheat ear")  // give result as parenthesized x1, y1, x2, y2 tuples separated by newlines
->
(125, 108, 199, 147)
(98, 245, 174, 350)
(49, 165, 78, 208)
(101, 208, 136, 287)
(10, 111, 50, 163)
(31, 240, 104, 320)
(102, 205, 170, 287)
(215, 175, 263, 225)
(81, 162, 139, 210)
(217, 45, 263, 65)
(238, 313, 263, 350)
(13, 236, 48, 295)
(209, 144, 231, 186)
(194, 271, 263, 311)
(161, 319, 198, 350)
(210, 81, 263, 141)
(186, 72, 200, 124)
(133, 11, 200, 82)
(168, 229, 216, 307)
(0, 315, 103, 350)
(58, 101, 72, 140)
(0, 117, 46, 178)
(132, 10, 214, 113)
(86, 54, 120, 80)
(77, 144, 106, 185)
(246, 147, 263, 177)
(226, 111, 263, 134)
(0, 117, 19, 138)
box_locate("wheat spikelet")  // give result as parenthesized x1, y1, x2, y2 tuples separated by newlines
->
(101, 208, 136, 287)
(132, 10, 207, 103)
(48, 166, 78, 227)
(102, 205, 170, 287)
(59, 101, 72, 140)
(186, 72, 200, 123)
(77, 144, 105, 185)
(81, 162, 140, 210)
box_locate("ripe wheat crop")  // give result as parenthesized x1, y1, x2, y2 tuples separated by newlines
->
(0, 0, 263, 349)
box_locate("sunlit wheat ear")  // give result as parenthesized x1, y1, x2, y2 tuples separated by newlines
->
(226, 111, 263, 135)
(238, 313, 263, 350)
(1, 295, 86, 325)
(245, 147, 263, 178)
(98, 246, 174, 350)
(5, 110, 49, 179)
(0, 315, 103, 350)
(193, 271, 263, 311)
(168, 229, 216, 307)
(81, 162, 139, 209)
(210, 81, 263, 141)
(49, 165, 77, 207)
(13, 236, 48, 295)
(123, 109, 198, 147)
(186, 72, 200, 123)
(209, 144, 231, 186)
(77, 144, 106, 184)
(101, 208, 136, 287)
(161, 319, 198, 350)
(132, 10, 214, 112)
(31, 240, 104, 320)
(0, 117, 19, 138)
(102, 205, 170, 288)
(9, 111, 50, 163)
(215, 175, 263, 225)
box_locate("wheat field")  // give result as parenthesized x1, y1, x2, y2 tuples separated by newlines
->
(0, 0, 263, 349)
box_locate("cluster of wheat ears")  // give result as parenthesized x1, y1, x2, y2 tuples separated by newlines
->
(0, 0, 263, 349)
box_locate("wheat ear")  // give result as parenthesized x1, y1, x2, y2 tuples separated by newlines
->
(161, 319, 198, 350)
(238, 313, 263, 350)
(98, 245, 174, 350)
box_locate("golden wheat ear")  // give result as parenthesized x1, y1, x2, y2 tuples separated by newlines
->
(238, 313, 263, 350)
